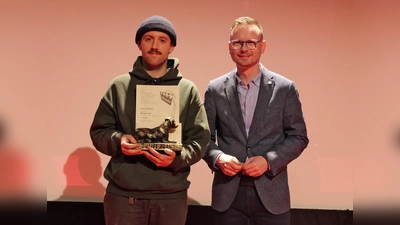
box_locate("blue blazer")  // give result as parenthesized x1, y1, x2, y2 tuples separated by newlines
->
(203, 64, 309, 215)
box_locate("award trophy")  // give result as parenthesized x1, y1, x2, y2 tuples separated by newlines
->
(135, 85, 182, 151)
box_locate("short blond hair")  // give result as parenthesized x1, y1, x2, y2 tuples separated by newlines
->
(230, 16, 264, 39)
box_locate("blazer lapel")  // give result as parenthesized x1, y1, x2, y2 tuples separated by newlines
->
(248, 70, 275, 143)
(225, 73, 248, 140)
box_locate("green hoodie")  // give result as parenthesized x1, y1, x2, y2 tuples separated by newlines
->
(90, 56, 210, 199)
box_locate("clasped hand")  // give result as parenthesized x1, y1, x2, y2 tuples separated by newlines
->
(217, 154, 269, 177)
(120, 134, 176, 167)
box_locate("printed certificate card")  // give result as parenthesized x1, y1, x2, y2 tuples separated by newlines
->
(135, 85, 182, 151)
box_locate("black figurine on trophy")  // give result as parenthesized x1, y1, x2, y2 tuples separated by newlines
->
(134, 117, 182, 151)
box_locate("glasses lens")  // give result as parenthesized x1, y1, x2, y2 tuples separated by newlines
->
(232, 42, 242, 49)
(246, 42, 256, 49)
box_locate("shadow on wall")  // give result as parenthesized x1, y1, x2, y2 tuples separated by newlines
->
(188, 197, 201, 205)
(396, 124, 400, 150)
(55, 145, 202, 204)
(56, 147, 105, 201)
(0, 117, 32, 203)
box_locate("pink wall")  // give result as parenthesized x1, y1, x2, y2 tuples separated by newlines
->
(1, 0, 400, 210)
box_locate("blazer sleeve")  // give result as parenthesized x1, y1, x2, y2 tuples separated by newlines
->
(266, 81, 309, 176)
(202, 82, 224, 171)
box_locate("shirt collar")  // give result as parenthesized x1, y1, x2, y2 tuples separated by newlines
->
(235, 66, 262, 87)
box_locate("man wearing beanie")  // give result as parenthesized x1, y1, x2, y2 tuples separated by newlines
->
(90, 15, 210, 225)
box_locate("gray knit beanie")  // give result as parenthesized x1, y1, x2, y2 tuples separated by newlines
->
(135, 15, 177, 46)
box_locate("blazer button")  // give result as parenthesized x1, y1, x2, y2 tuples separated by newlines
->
(247, 147, 251, 151)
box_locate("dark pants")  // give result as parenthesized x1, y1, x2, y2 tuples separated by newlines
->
(213, 185, 290, 225)
(104, 192, 188, 225)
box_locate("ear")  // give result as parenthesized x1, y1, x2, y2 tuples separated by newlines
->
(137, 41, 142, 51)
(168, 46, 174, 54)
(261, 40, 267, 54)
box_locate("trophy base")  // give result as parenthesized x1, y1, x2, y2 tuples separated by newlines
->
(139, 143, 183, 151)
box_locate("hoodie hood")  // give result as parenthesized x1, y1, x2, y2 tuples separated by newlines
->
(129, 56, 183, 85)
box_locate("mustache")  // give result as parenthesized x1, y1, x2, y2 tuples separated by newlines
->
(147, 50, 162, 54)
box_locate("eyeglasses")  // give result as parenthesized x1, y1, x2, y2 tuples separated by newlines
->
(229, 39, 263, 50)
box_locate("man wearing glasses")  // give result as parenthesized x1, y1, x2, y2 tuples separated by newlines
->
(203, 16, 309, 225)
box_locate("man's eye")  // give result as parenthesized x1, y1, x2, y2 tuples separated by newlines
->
(246, 41, 256, 47)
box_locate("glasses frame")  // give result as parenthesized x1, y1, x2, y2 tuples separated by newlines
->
(229, 39, 263, 50)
